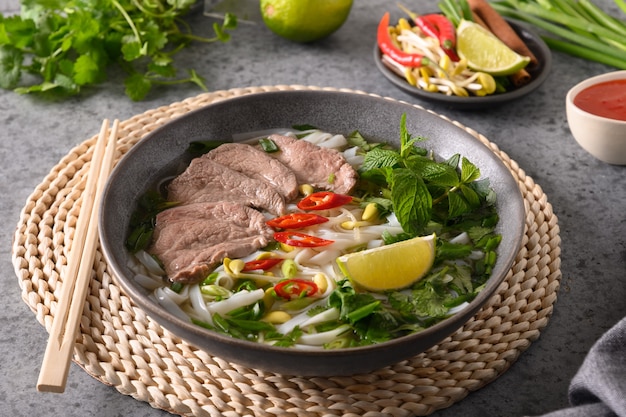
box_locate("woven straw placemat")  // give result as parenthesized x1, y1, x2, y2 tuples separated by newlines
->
(12, 85, 561, 417)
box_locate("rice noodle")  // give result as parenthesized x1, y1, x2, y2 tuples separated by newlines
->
(207, 289, 265, 316)
(297, 325, 351, 346)
(188, 284, 215, 325)
(154, 287, 191, 322)
(135, 250, 165, 275)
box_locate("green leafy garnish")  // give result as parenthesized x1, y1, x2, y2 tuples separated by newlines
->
(356, 114, 495, 238)
(126, 190, 179, 253)
(0, 0, 237, 100)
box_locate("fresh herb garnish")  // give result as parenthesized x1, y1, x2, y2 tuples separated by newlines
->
(355, 114, 494, 238)
(126, 190, 178, 252)
(187, 140, 229, 155)
(0, 0, 237, 100)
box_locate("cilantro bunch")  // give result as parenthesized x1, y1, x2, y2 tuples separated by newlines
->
(0, 0, 237, 100)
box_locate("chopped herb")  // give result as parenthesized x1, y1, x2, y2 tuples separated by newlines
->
(258, 137, 279, 153)
(187, 140, 229, 156)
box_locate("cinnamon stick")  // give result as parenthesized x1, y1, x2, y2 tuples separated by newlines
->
(467, 0, 538, 67)
(510, 68, 532, 87)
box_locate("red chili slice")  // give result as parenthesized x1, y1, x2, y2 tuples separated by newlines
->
(273, 231, 334, 248)
(266, 213, 328, 230)
(274, 279, 319, 300)
(297, 191, 353, 211)
(242, 258, 283, 271)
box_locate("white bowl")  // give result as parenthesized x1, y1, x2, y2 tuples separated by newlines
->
(566, 70, 626, 165)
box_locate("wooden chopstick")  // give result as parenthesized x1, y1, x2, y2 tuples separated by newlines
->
(37, 119, 119, 393)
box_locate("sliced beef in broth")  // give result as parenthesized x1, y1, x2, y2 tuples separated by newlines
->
(205, 143, 299, 201)
(167, 156, 286, 215)
(267, 134, 358, 195)
(148, 201, 274, 284)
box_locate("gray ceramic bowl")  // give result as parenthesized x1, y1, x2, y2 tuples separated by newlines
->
(99, 90, 525, 376)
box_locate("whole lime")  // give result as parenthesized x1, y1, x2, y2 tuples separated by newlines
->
(260, 0, 353, 43)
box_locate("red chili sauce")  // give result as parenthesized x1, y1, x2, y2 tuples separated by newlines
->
(573, 79, 626, 121)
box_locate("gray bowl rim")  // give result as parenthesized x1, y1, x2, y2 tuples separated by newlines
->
(99, 90, 526, 375)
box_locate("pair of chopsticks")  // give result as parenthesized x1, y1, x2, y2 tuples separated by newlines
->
(37, 119, 119, 393)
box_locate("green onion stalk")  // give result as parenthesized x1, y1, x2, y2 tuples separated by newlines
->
(491, 0, 626, 69)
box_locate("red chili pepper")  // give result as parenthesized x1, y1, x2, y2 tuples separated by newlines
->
(297, 191, 353, 211)
(266, 213, 329, 230)
(274, 279, 318, 300)
(421, 14, 460, 62)
(274, 231, 334, 248)
(377, 12, 428, 68)
(396, 4, 460, 62)
(242, 258, 283, 271)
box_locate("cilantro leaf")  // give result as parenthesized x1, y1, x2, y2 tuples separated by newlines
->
(73, 53, 103, 85)
(124, 72, 152, 101)
(0, 45, 22, 88)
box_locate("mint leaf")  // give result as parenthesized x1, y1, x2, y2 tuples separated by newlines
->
(389, 168, 432, 235)
(407, 157, 460, 187)
(447, 190, 470, 218)
(399, 113, 427, 158)
(445, 153, 461, 169)
(461, 157, 481, 183)
(361, 147, 402, 171)
(460, 184, 480, 208)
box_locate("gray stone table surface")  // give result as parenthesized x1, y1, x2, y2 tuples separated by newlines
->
(1, 0, 624, 416)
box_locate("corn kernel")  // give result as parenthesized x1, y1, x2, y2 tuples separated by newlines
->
(228, 259, 245, 275)
(361, 203, 378, 222)
(262, 311, 292, 324)
(223, 258, 233, 274)
(263, 287, 276, 309)
(279, 243, 294, 252)
(341, 220, 355, 230)
(313, 273, 328, 293)
(255, 252, 275, 260)
(299, 184, 314, 196)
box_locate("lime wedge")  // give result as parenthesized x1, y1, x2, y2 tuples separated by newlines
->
(336, 234, 436, 291)
(456, 19, 530, 76)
